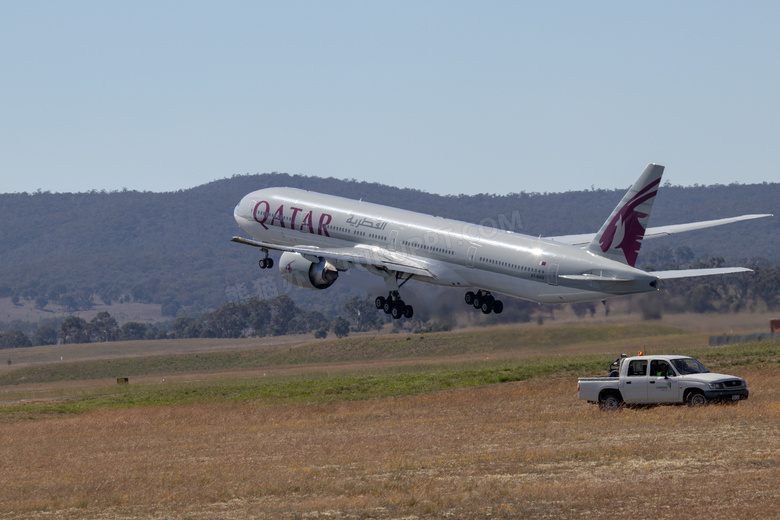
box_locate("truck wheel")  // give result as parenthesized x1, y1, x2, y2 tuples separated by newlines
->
(687, 391, 708, 407)
(599, 393, 622, 411)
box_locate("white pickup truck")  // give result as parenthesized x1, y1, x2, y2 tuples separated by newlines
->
(578, 354, 749, 410)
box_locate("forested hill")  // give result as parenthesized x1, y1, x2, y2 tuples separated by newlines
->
(0, 173, 777, 315)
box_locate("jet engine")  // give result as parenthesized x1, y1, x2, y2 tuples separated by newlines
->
(278, 251, 340, 290)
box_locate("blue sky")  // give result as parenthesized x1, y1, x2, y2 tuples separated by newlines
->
(2, 1, 778, 195)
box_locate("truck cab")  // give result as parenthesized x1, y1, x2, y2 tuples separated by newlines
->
(622, 357, 680, 403)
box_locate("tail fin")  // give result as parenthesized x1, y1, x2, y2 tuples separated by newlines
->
(588, 163, 665, 267)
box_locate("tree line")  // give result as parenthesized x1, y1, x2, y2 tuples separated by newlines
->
(3, 260, 780, 349)
(0, 295, 390, 348)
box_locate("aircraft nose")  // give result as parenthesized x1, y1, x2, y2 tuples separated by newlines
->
(234, 196, 251, 226)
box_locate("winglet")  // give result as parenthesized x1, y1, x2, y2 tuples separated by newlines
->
(588, 163, 665, 266)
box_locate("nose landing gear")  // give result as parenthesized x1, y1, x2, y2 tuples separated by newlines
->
(258, 249, 274, 269)
(465, 290, 503, 315)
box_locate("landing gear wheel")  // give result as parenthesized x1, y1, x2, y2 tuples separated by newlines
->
(259, 257, 274, 269)
(391, 303, 404, 320)
(469, 290, 501, 315)
(377, 289, 413, 319)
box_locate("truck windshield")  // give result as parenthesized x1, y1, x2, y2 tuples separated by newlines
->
(671, 358, 710, 375)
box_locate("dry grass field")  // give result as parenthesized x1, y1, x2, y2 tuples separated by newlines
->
(1, 322, 779, 519)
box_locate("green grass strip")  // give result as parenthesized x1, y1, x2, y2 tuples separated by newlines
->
(0, 323, 685, 385)
(4, 339, 778, 418)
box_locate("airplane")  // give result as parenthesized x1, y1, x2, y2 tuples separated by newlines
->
(232, 164, 772, 319)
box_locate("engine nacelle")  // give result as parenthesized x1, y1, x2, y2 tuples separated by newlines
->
(278, 251, 340, 290)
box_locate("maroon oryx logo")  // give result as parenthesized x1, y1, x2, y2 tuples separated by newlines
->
(599, 178, 660, 267)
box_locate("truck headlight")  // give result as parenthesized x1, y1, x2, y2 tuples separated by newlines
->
(708, 382, 724, 390)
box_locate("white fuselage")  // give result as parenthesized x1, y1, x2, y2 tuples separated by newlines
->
(233, 187, 659, 303)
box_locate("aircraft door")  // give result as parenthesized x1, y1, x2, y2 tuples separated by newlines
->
(546, 263, 559, 286)
(467, 246, 477, 268)
(388, 230, 398, 251)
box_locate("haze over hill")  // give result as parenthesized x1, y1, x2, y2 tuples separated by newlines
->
(1, 174, 777, 320)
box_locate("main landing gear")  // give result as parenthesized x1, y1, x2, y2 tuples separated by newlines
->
(375, 291, 414, 320)
(258, 250, 274, 269)
(465, 290, 504, 315)
(369, 269, 414, 320)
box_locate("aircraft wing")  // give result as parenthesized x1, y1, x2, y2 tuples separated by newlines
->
(231, 236, 436, 278)
(544, 213, 773, 246)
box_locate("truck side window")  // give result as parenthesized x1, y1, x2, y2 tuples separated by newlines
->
(627, 360, 647, 377)
(650, 360, 673, 377)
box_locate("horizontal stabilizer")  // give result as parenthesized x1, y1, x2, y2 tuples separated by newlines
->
(546, 213, 773, 246)
(643, 214, 773, 238)
(650, 267, 753, 280)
